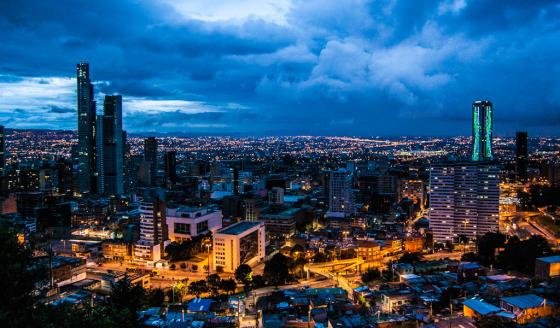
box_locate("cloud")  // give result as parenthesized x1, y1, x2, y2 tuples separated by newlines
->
(0, 0, 558, 135)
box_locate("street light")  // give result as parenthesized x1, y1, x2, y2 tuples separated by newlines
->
(205, 243, 211, 277)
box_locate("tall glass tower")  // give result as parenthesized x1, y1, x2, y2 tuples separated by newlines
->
(100, 95, 124, 194)
(471, 100, 493, 161)
(76, 62, 97, 193)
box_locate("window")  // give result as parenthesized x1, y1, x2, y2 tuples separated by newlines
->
(174, 223, 191, 235)
(196, 220, 209, 234)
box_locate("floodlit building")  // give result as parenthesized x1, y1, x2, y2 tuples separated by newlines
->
(213, 221, 265, 273)
(166, 206, 222, 242)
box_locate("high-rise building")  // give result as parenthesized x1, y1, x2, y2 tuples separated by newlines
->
(76, 62, 97, 193)
(429, 162, 500, 243)
(98, 95, 124, 195)
(328, 168, 354, 218)
(516, 131, 528, 182)
(0, 125, 4, 176)
(163, 151, 177, 186)
(134, 197, 168, 262)
(144, 137, 158, 186)
(95, 116, 104, 194)
(471, 100, 493, 161)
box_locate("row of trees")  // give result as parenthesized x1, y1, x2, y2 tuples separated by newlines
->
(165, 232, 211, 261)
(464, 232, 554, 275)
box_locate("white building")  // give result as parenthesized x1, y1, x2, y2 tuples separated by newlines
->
(327, 168, 354, 218)
(134, 199, 168, 262)
(429, 162, 500, 243)
(167, 206, 222, 242)
(213, 221, 265, 273)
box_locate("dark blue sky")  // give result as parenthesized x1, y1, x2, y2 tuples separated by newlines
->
(0, 0, 559, 136)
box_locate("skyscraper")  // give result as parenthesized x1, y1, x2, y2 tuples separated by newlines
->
(0, 125, 4, 177)
(429, 162, 500, 242)
(163, 151, 177, 186)
(144, 137, 158, 186)
(516, 131, 528, 182)
(76, 63, 97, 193)
(99, 95, 124, 195)
(328, 168, 354, 217)
(471, 100, 493, 161)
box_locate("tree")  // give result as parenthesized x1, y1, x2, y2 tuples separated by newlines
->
(188, 280, 209, 298)
(0, 223, 47, 328)
(252, 275, 267, 289)
(361, 268, 381, 285)
(398, 252, 422, 264)
(235, 264, 253, 292)
(109, 277, 146, 324)
(221, 278, 237, 295)
(264, 253, 290, 287)
(172, 280, 188, 302)
(147, 288, 165, 307)
(477, 232, 506, 266)
(461, 252, 478, 262)
(207, 273, 222, 297)
(497, 235, 552, 274)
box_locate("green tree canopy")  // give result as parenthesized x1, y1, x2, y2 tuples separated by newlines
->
(264, 253, 291, 287)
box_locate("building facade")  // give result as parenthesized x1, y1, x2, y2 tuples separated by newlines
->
(99, 95, 123, 195)
(429, 162, 500, 242)
(213, 221, 265, 273)
(328, 168, 354, 218)
(76, 62, 98, 194)
(166, 206, 222, 242)
(134, 198, 168, 262)
(472, 100, 493, 161)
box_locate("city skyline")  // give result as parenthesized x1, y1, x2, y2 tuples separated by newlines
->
(0, 1, 559, 136)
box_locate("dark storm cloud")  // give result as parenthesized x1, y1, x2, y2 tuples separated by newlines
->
(0, 0, 559, 135)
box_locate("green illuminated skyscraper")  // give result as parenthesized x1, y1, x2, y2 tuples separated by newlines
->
(471, 100, 493, 161)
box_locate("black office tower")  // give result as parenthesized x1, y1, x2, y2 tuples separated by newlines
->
(516, 131, 528, 182)
(164, 151, 177, 186)
(144, 137, 158, 186)
(99, 95, 124, 194)
(76, 63, 97, 193)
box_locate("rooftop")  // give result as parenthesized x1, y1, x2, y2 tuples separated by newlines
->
(217, 221, 262, 235)
(463, 299, 501, 315)
(187, 298, 212, 312)
(501, 294, 545, 309)
(537, 255, 560, 263)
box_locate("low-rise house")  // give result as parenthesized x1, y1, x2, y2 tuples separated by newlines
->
(500, 294, 558, 324)
(535, 255, 560, 280)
